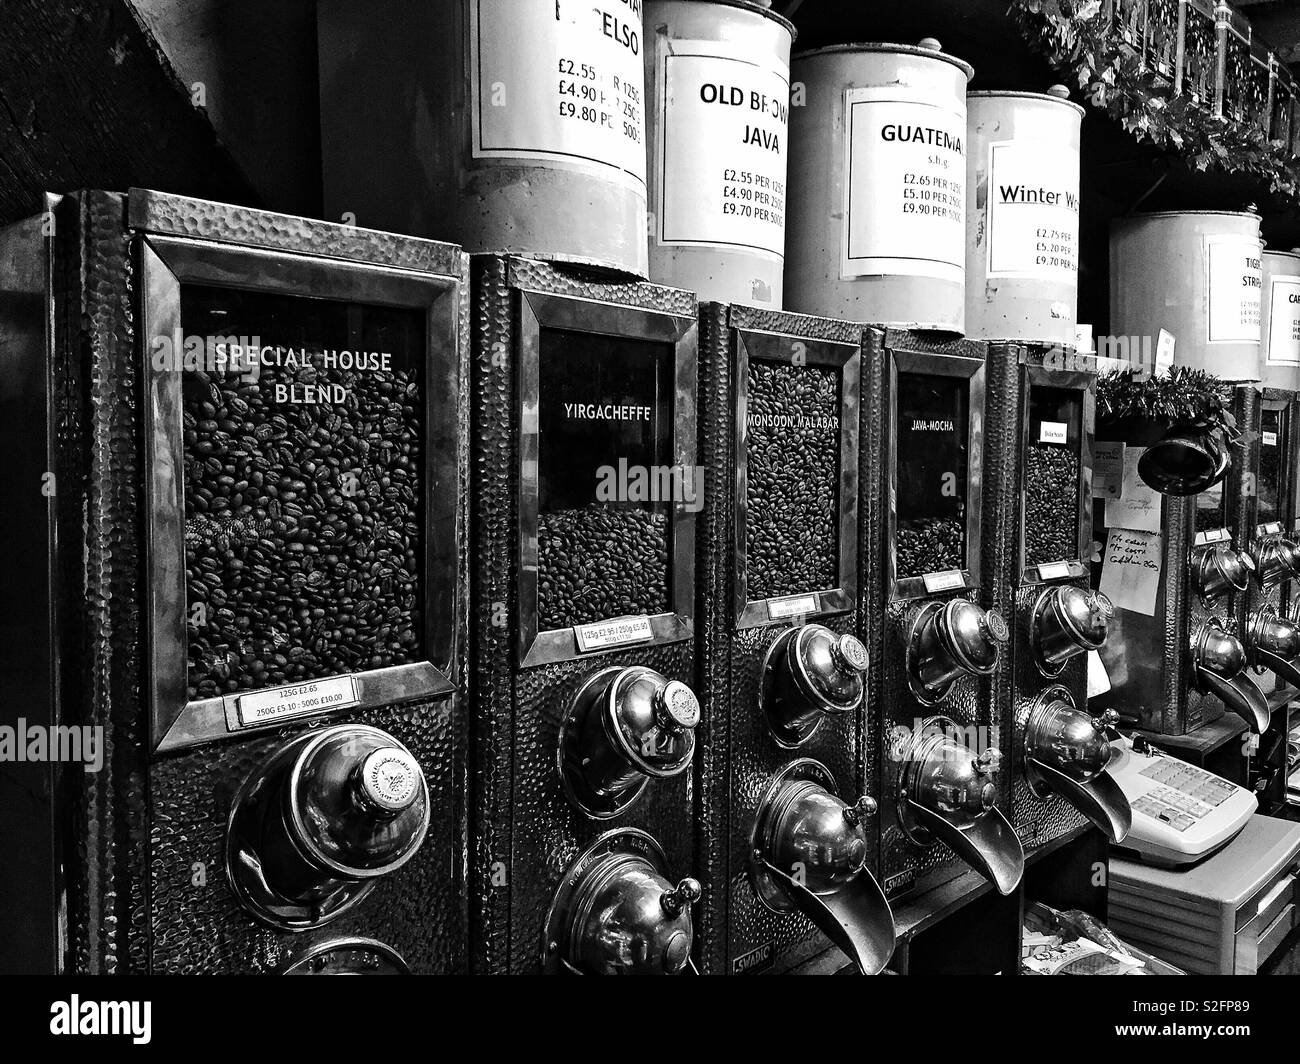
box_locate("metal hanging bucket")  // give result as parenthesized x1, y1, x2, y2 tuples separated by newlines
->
(785, 40, 973, 330)
(965, 88, 1084, 346)
(319, 0, 651, 277)
(1261, 249, 1300, 392)
(644, 0, 794, 307)
(1108, 211, 1263, 382)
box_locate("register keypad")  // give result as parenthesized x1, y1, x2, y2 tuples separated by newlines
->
(1131, 759, 1238, 832)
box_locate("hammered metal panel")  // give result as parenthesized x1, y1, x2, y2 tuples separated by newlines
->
(874, 332, 1010, 901)
(694, 302, 732, 974)
(878, 594, 998, 898)
(50, 192, 471, 974)
(507, 257, 697, 318)
(469, 257, 701, 973)
(986, 352, 1089, 850)
(1187, 390, 1258, 731)
(1010, 585, 1088, 849)
(148, 700, 463, 973)
(725, 618, 862, 974)
(54, 192, 152, 974)
(469, 256, 519, 973)
(508, 644, 696, 974)
(128, 189, 466, 278)
(696, 308, 875, 974)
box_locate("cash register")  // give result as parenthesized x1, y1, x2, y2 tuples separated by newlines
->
(1107, 733, 1257, 867)
(1103, 735, 1300, 974)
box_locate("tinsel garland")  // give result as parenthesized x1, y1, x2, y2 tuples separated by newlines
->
(1097, 365, 1238, 438)
(1011, 0, 1300, 202)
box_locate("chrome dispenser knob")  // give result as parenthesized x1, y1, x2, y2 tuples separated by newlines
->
(226, 725, 431, 931)
(559, 666, 700, 818)
(760, 624, 868, 747)
(843, 795, 878, 827)
(543, 830, 699, 975)
(661, 877, 702, 917)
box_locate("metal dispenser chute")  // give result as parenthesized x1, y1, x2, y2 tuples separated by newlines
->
(894, 718, 1025, 896)
(1245, 608, 1300, 689)
(1020, 688, 1131, 843)
(1190, 618, 1271, 733)
(750, 760, 897, 975)
(543, 830, 701, 975)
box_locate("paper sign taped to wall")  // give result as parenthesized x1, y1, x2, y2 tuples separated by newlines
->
(1093, 440, 1125, 498)
(1098, 528, 1162, 617)
(1086, 650, 1111, 699)
(1105, 446, 1161, 532)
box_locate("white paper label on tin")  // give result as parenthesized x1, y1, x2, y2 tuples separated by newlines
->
(657, 41, 789, 259)
(767, 593, 819, 619)
(574, 614, 654, 652)
(470, 0, 648, 191)
(1156, 329, 1175, 376)
(922, 569, 966, 593)
(984, 140, 1079, 279)
(1039, 421, 1068, 445)
(236, 677, 359, 728)
(1264, 430, 1279, 446)
(1206, 236, 1263, 344)
(843, 89, 966, 281)
(1267, 275, 1300, 365)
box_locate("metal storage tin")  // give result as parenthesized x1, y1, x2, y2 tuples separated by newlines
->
(966, 89, 1085, 345)
(785, 42, 973, 330)
(1109, 211, 1263, 382)
(645, 1, 794, 307)
(319, 0, 650, 277)
(1262, 250, 1300, 392)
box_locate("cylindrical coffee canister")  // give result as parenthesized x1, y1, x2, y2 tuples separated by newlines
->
(1109, 212, 1263, 382)
(1261, 250, 1300, 391)
(419, 0, 651, 276)
(644, 1, 794, 307)
(965, 89, 1085, 345)
(785, 41, 973, 330)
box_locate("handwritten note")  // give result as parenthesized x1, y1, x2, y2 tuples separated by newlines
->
(1093, 440, 1125, 499)
(1098, 528, 1162, 617)
(1105, 446, 1162, 532)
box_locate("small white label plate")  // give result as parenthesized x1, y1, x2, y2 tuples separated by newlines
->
(575, 615, 654, 653)
(1039, 421, 1069, 445)
(236, 676, 360, 728)
(923, 569, 966, 593)
(1037, 561, 1073, 581)
(766, 594, 819, 620)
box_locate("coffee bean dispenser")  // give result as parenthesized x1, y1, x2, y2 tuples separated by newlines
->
(469, 258, 701, 974)
(984, 349, 1131, 852)
(1098, 388, 1270, 737)
(1245, 338, 1300, 692)
(0, 191, 470, 973)
(693, 304, 895, 974)
(875, 331, 1024, 901)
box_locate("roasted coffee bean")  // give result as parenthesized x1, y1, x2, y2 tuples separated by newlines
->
(744, 361, 839, 600)
(896, 516, 965, 579)
(183, 364, 425, 693)
(1024, 444, 1080, 567)
(537, 506, 669, 630)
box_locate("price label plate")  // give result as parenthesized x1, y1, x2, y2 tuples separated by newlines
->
(236, 677, 360, 729)
(767, 594, 819, 620)
(575, 615, 654, 653)
(1037, 561, 1073, 581)
(923, 569, 966, 593)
